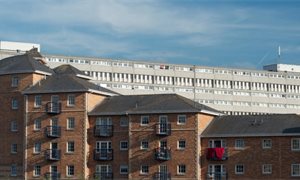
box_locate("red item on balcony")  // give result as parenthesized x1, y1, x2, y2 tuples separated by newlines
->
(206, 148, 215, 159)
(215, 147, 225, 160)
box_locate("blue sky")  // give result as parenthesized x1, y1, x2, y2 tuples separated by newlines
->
(0, 0, 300, 69)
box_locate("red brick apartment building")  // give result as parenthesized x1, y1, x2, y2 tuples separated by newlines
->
(1, 51, 300, 180)
(201, 114, 300, 179)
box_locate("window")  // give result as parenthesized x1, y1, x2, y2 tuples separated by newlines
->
(178, 140, 186, 150)
(12, 99, 18, 109)
(140, 140, 149, 150)
(140, 116, 149, 126)
(34, 119, 41, 130)
(11, 121, 18, 132)
(235, 164, 244, 174)
(67, 94, 75, 106)
(177, 115, 186, 125)
(67, 141, 75, 153)
(292, 164, 300, 177)
(34, 142, 41, 153)
(262, 139, 272, 149)
(33, 165, 41, 176)
(292, 138, 300, 151)
(120, 116, 129, 127)
(235, 139, 245, 149)
(67, 117, 75, 130)
(11, 76, 19, 87)
(11, 144, 17, 154)
(11, 164, 17, 176)
(120, 165, 128, 174)
(177, 164, 186, 175)
(34, 95, 42, 107)
(67, 165, 75, 176)
(140, 165, 149, 174)
(120, 141, 128, 150)
(262, 164, 272, 174)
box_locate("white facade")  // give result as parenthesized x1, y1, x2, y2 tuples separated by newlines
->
(0, 41, 40, 52)
(264, 64, 300, 73)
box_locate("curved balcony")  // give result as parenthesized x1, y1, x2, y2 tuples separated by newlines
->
(94, 172, 113, 180)
(45, 149, 61, 161)
(153, 172, 171, 180)
(156, 123, 171, 136)
(94, 149, 113, 161)
(45, 102, 61, 114)
(94, 125, 113, 137)
(155, 148, 171, 161)
(45, 126, 61, 138)
(45, 172, 60, 180)
(206, 148, 228, 161)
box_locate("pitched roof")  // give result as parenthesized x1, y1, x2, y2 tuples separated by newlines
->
(89, 94, 223, 116)
(53, 64, 92, 79)
(0, 53, 54, 75)
(201, 114, 300, 137)
(23, 65, 117, 95)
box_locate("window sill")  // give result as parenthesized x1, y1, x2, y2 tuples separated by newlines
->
(177, 173, 186, 176)
(65, 152, 75, 154)
(33, 152, 41, 155)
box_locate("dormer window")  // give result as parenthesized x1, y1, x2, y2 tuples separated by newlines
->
(11, 76, 19, 87)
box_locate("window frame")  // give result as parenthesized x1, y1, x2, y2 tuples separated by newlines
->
(262, 164, 272, 174)
(262, 139, 272, 149)
(66, 141, 75, 153)
(33, 142, 41, 154)
(11, 143, 17, 154)
(11, 120, 18, 132)
(67, 94, 75, 107)
(177, 164, 186, 175)
(11, 76, 19, 87)
(34, 95, 42, 108)
(291, 164, 300, 177)
(140, 116, 150, 126)
(11, 164, 17, 176)
(120, 141, 128, 151)
(140, 140, 149, 150)
(177, 115, 186, 125)
(33, 165, 41, 177)
(235, 139, 245, 150)
(177, 140, 186, 150)
(120, 165, 128, 175)
(67, 117, 75, 130)
(120, 116, 129, 127)
(235, 164, 244, 175)
(292, 138, 300, 151)
(34, 119, 41, 131)
(140, 165, 149, 175)
(11, 99, 18, 110)
(66, 165, 75, 177)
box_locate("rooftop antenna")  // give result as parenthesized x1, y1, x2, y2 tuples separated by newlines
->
(277, 46, 281, 64)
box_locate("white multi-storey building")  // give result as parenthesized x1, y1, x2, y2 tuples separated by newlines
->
(1, 43, 300, 115)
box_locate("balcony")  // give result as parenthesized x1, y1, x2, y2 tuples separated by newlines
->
(206, 148, 227, 161)
(94, 125, 113, 137)
(94, 172, 113, 180)
(153, 172, 171, 180)
(45, 172, 60, 180)
(45, 126, 61, 138)
(45, 102, 61, 114)
(156, 123, 171, 136)
(45, 149, 61, 161)
(207, 172, 228, 180)
(155, 148, 171, 161)
(94, 149, 113, 161)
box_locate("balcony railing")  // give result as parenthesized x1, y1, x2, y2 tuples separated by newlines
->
(45, 126, 61, 138)
(207, 172, 228, 180)
(156, 123, 171, 136)
(45, 102, 61, 114)
(153, 172, 171, 180)
(94, 125, 113, 137)
(155, 148, 171, 161)
(45, 149, 61, 161)
(45, 172, 60, 180)
(206, 148, 227, 161)
(94, 149, 113, 161)
(94, 172, 113, 180)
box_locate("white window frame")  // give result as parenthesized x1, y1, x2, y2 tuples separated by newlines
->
(177, 115, 186, 125)
(33, 142, 41, 154)
(11, 76, 19, 87)
(11, 144, 17, 154)
(177, 164, 186, 175)
(262, 164, 272, 174)
(67, 117, 75, 130)
(292, 138, 300, 151)
(140, 140, 149, 150)
(11, 121, 18, 132)
(67, 94, 75, 106)
(34, 119, 41, 131)
(177, 140, 186, 150)
(140, 116, 150, 126)
(262, 139, 272, 149)
(66, 141, 75, 153)
(34, 95, 42, 108)
(120, 141, 128, 151)
(120, 165, 128, 174)
(33, 165, 41, 177)
(292, 164, 300, 177)
(235, 139, 245, 150)
(66, 165, 75, 176)
(11, 164, 17, 176)
(140, 165, 149, 175)
(235, 164, 244, 174)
